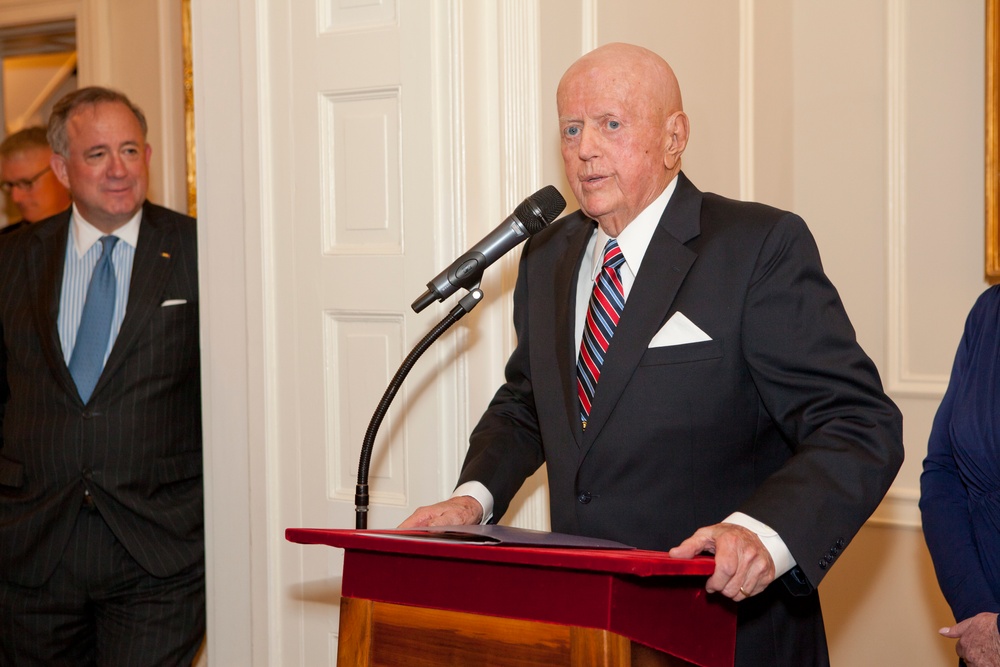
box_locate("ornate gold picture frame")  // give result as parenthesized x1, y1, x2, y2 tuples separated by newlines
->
(182, 0, 196, 218)
(987, 0, 1000, 282)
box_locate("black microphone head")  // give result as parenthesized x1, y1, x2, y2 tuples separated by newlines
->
(515, 185, 566, 235)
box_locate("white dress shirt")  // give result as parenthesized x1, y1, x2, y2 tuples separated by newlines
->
(58, 205, 140, 366)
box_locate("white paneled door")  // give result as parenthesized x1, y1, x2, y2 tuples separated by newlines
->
(270, 2, 467, 664)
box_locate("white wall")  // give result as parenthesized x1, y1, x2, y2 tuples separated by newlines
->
(191, 0, 990, 664)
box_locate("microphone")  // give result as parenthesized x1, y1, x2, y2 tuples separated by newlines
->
(411, 185, 566, 312)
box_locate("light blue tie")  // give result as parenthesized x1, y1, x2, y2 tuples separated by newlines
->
(69, 235, 120, 403)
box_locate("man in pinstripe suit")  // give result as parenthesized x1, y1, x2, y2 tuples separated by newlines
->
(0, 87, 203, 665)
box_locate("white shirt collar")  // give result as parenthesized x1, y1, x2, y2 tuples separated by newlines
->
(589, 176, 678, 280)
(71, 204, 142, 258)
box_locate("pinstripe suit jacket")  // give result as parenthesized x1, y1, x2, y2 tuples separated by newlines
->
(0, 202, 202, 587)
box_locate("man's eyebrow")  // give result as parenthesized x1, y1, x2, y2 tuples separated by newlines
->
(559, 111, 619, 124)
(85, 140, 141, 152)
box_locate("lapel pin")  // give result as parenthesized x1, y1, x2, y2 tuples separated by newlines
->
(161, 252, 171, 259)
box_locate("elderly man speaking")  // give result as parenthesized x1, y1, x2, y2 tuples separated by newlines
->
(402, 43, 903, 666)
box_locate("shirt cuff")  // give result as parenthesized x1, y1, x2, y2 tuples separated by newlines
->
(451, 481, 494, 525)
(723, 512, 796, 578)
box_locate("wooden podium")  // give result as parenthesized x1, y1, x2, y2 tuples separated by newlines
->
(285, 527, 736, 667)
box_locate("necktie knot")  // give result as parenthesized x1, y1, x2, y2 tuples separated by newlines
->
(601, 238, 626, 273)
(99, 235, 119, 257)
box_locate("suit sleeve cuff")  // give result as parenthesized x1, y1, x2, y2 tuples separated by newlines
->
(452, 482, 493, 525)
(723, 512, 796, 578)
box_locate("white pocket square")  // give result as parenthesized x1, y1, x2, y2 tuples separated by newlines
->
(160, 299, 187, 307)
(648, 311, 712, 347)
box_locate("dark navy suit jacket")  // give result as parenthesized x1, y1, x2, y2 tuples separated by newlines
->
(459, 173, 904, 666)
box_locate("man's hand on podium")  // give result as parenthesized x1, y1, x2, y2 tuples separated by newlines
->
(668, 523, 776, 602)
(398, 496, 484, 528)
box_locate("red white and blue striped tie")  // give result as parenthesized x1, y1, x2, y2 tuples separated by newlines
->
(577, 238, 626, 430)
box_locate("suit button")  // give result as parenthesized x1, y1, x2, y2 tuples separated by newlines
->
(577, 492, 592, 504)
(82, 468, 93, 480)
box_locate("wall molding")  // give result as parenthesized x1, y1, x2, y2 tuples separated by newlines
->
(0, 0, 109, 88)
(192, 0, 267, 661)
(885, 0, 949, 399)
(868, 486, 921, 530)
(436, 0, 472, 492)
(739, 0, 755, 202)
(580, 0, 597, 53)
(78, 0, 111, 84)
(499, 0, 541, 212)
(497, 0, 547, 530)
(156, 0, 185, 211)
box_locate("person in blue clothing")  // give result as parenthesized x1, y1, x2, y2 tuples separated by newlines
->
(921, 284, 1000, 667)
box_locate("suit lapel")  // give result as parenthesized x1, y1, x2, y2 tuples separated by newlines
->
(580, 173, 702, 450)
(27, 213, 78, 397)
(95, 203, 178, 395)
(549, 216, 597, 447)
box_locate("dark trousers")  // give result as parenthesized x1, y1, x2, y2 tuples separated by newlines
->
(0, 503, 205, 667)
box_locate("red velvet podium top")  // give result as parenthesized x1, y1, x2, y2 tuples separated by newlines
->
(286, 526, 736, 667)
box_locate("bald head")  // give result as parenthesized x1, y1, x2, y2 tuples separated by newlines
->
(557, 43, 688, 235)
(559, 43, 684, 117)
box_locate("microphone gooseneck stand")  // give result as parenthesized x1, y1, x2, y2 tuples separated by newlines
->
(355, 287, 484, 529)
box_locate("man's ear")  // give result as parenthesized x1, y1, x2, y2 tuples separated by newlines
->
(663, 111, 689, 170)
(50, 153, 71, 189)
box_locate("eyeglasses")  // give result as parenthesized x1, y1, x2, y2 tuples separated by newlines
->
(0, 166, 53, 194)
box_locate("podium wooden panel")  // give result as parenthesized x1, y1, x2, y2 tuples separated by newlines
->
(285, 528, 736, 667)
